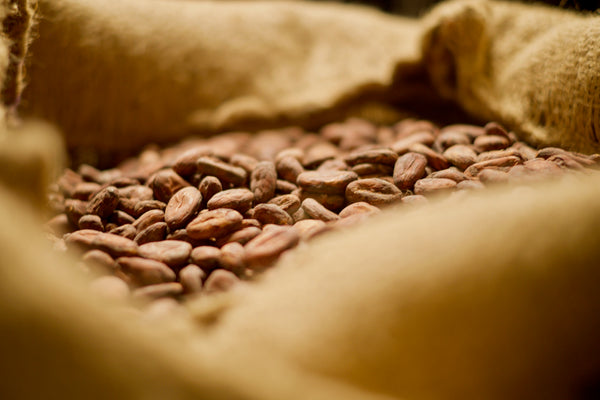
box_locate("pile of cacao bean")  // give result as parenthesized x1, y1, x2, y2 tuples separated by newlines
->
(45, 118, 600, 304)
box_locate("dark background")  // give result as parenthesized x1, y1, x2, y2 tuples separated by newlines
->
(313, 0, 600, 16)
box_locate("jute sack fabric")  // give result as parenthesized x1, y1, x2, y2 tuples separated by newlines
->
(22, 0, 423, 157)
(2, 170, 600, 399)
(1, 0, 600, 399)
(422, 0, 600, 153)
(20, 0, 600, 156)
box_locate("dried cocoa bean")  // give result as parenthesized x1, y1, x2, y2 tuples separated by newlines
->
(196, 156, 247, 187)
(72, 182, 101, 201)
(116, 257, 176, 286)
(345, 178, 402, 206)
(198, 176, 222, 204)
(250, 161, 277, 203)
(109, 224, 137, 240)
(78, 214, 104, 231)
(108, 210, 136, 226)
(82, 250, 115, 274)
(131, 200, 166, 218)
(244, 225, 300, 269)
(138, 240, 192, 269)
(118, 185, 154, 202)
(187, 208, 244, 240)
(296, 170, 358, 194)
(133, 209, 165, 232)
(220, 242, 246, 276)
(443, 145, 478, 170)
(215, 226, 262, 247)
(474, 135, 511, 152)
(344, 148, 398, 166)
(339, 202, 380, 218)
(298, 190, 345, 212)
(401, 194, 429, 205)
(303, 142, 339, 168)
(429, 167, 467, 182)
(393, 152, 428, 190)
(134, 222, 168, 245)
(464, 156, 521, 178)
(408, 143, 450, 171)
(390, 131, 435, 154)
(483, 122, 510, 139)
(253, 203, 294, 225)
(172, 147, 213, 177)
(414, 178, 457, 196)
(479, 169, 511, 184)
(207, 188, 254, 214)
(230, 153, 259, 175)
(456, 180, 485, 191)
(65, 199, 89, 226)
(293, 219, 330, 240)
(90, 233, 138, 258)
(132, 282, 184, 301)
(204, 269, 240, 294)
(301, 198, 340, 222)
(149, 169, 190, 203)
(351, 163, 394, 177)
(164, 186, 202, 230)
(276, 156, 304, 183)
(275, 179, 298, 194)
(268, 194, 301, 215)
(179, 264, 205, 294)
(190, 246, 222, 271)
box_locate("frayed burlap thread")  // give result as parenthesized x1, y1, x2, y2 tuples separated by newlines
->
(2, 0, 36, 114)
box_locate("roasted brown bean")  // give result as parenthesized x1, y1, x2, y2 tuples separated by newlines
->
(393, 152, 428, 190)
(196, 156, 247, 186)
(116, 257, 176, 286)
(138, 240, 192, 268)
(253, 203, 294, 225)
(345, 178, 402, 206)
(164, 186, 202, 230)
(149, 169, 190, 203)
(250, 161, 277, 204)
(296, 170, 358, 194)
(207, 189, 254, 214)
(244, 225, 300, 269)
(414, 178, 457, 196)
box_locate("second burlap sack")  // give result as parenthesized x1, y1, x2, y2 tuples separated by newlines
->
(422, 0, 600, 153)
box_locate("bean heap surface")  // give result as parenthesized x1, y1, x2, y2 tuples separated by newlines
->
(45, 118, 600, 304)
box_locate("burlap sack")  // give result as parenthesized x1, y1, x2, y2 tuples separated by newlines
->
(21, 0, 600, 158)
(2, 0, 600, 399)
(22, 0, 423, 159)
(422, 0, 600, 153)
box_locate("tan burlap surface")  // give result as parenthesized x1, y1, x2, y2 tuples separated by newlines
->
(1, 0, 600, 399)
(21, 0, 423, 156)
(422, 0, 600, 153)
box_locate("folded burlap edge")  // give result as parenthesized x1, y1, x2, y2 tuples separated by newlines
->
(0, 0, 66, 211)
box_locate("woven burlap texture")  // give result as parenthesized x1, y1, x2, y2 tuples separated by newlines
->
(20, 0, 600, 156)
(21, 0, 422, 154)
(422, 0, 600, 153)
